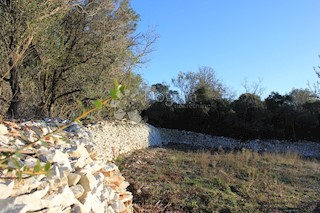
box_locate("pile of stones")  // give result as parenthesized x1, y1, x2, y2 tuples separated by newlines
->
(0, 120, 133, 213)
(159, 128, 320, 158)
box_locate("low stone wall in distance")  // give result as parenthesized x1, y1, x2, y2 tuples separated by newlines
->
(159, 128, 320, 158)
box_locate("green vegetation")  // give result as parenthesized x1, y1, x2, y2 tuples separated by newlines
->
(116, 145, 320, 212)
(144, 66, 320, 141)
(0, 0, 156, 119)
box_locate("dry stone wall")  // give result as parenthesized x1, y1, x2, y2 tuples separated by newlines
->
(0, 120, 150, 213)
(85, 120, 162, 162)
(159, 128, 320, 158)
(1, 119, 320, 213)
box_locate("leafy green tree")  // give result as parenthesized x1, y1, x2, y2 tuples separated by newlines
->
(0, 0, 156, 118)
(233, 93, 264, 120)
(265, 92, 297, 139)
(150, 83, 181, 106)
(232, 93, 269, 138)
(0, 0, 71, 117)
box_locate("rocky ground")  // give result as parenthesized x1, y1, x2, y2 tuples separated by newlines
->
(0, 119, 133, 213)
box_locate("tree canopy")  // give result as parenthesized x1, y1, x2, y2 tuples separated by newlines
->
(0, 0, 156, 118)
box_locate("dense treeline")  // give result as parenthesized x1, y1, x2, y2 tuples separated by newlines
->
(143, 67, 320, 141)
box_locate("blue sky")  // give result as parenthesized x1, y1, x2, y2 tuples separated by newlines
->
(131, 0, 320, 98)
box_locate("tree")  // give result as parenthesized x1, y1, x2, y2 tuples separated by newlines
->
(0, 0, 157, 118)
(0, 0, 71, 117)
(171, 71, 197, 102)
(241, 77, 265, 97)
(172, 66, 227, 103)
(232, 93, 268, 138)
(309, 56, 320, 98)
(289, 88, 317, 109)
(265, 92, 297, 139)
(149, 83, 181, 106)
(234, 93, 265, 119)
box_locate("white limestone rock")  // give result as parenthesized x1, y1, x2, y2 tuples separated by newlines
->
(118, 180, 130, 190)
(91, 194, 105, 213)
(11, 176, 45, 197)
(49, 165, 70, 179)
(81, 193, 105, 213)
(24, 157, 40, 167)
(71, 199, 88, 213)
(73, 156, 87, 169)
(110, 200, 126, 213)
(0, 135, 10, 145)
(87, 161, 104, 173)
(106, 206, 116, 213)
(0, 124, 8, 135)
(68, 144, 89, 159)
(106, 188, 119, 203)
(101, 187, 114, 202)
(0, 186, 49, 213)
(103, 163, 118, 172)
(0, 119, 146, 212)
(84, 157, 93, 165)
(81, 193, 94, 213)
(14, 139, 25, 147)
(44, 149, 72, 171)
(70, 184, 85, 199)
(92, 174, 105, 198)
(127, 110, 142, 123)
(46, 166, 69, 191)
(44, 186, 76, 210)
(46, 206, 63, 213)
(0, 204, 25, 213)
(0, 180, 14, 199)
(67, 173, 81, 186)
(77, 168, 98, 200)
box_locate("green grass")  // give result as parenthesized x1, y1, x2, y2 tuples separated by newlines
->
(115, 144, 320, 212)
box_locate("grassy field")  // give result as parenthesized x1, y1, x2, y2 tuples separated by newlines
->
(116, 144, 320, 213)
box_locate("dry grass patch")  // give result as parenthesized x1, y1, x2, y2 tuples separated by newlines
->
(116, 145, 320, 212)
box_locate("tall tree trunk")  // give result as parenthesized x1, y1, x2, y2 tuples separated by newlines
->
(6, 58, 21, 118)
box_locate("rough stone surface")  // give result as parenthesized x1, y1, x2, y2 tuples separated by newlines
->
(70, 184, 85, 199)
(0, 186, 50, 213)
(1, 118, 320, 213)
(0, 181, 14, 199)
(0, 124, 8, 135)
(86, 121, 162, 161)
(69, 144, 89, 159)
(67, 173, 81, 186)
(0, 120, 135, 213)
(159, 128, 320, 158)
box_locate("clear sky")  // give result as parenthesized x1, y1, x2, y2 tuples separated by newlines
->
(131, 0, 320, 99)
